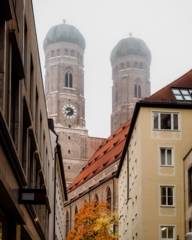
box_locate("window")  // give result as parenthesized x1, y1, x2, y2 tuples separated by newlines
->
(66, 211, 69, 237)
(138, 85, 141, 98)
(94, 194, 99, 204)
(188, 167, 192, 205)
(160, 148, 173, 166)
(134, 85, 137, 97)
(30, 56, 34, 114)
(120, 63, 124, 69)
(65, 72, 73, 88)
(106, 187, 112, 210)
(56, 49, 60, 56)
(0, 211, 8, 240)
(139, 62, 143, 68)
(172, 88, 192, 101)
(160, 186, 174, 206)
(75, 206, 78, 215)
(160, 226, 175, 239)
(134, 85, 141, 98)
(189, 219, 192, 232)
(153, 112, 178, 130)
(22, 101, 31, 174)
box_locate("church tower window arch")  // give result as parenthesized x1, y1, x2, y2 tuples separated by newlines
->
(138, 85, 141, 98)
(65, 71, 73, 88)
(134, 84, 137, 97)
(134, 84, 141, 98)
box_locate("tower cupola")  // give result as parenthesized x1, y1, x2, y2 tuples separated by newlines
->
(43, 21, 85, 50)
(110, 36, 151, 133)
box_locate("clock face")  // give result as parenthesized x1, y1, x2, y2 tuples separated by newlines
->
(63, 104, 77, 119)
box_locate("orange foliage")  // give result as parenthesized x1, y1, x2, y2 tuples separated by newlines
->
(66, 201, 118, 240)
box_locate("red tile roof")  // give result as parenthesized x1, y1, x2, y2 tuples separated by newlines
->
(68, 121, 130, 192)
(145, 69, 192, 102)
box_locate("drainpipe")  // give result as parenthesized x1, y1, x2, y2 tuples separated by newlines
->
(53, 134, 58, 240)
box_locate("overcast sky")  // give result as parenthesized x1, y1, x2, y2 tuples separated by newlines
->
(33, 0, 192, 138)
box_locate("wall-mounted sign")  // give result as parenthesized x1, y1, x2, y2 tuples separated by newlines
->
(19, 189, 46, 205)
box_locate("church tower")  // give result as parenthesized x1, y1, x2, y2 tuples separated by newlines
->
(44, 21, 88, 185)
(110, 36, 151, 133)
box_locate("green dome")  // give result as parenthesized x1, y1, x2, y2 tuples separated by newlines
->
(43, 22, 85, 50)
(111, 37, 151, 63)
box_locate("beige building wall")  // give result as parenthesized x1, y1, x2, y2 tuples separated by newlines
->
(184, 149, 192, 238)
(119, 107, 192, 240)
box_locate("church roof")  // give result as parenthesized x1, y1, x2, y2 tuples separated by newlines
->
(111, 37, 151, 64)
(43, 22, 85, 50)
(68, 121, 130, 192)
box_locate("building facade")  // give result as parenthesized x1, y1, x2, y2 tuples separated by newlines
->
(118, 69, 192, 240)
(64, 122, 129, 238)
(0, 0, 57, 239)
(110, 37, 151, 133)
(49, 119, 68, 240)
(44, 22, 104, 186)
(184, 148, 192, 239)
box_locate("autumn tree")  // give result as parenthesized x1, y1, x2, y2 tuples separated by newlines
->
(66, 201, 118, 240)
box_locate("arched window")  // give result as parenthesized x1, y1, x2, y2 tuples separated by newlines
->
(51, 50, 54, 57)
(56, 49, 60, 56)
(139, 62, 143, 68)
(106, 187, 112, 210)
(75, 206, 78, 215)
(66, 211, 70, 237)
(134, 85, 137, 97)
(120, 63, 124, 69)
(94, 194, 99, 205)
(65, 72, 73, 88)
(138, 85, 141, 98)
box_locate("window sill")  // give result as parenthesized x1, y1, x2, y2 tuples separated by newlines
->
(63, 87, 75, 90)
(153, 129, 180, 132)
(160, 165, 175, 168)
(160, 205, 175, 208)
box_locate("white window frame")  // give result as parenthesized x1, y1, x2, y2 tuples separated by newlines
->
(160, 147, 174, 167)
(172, 88, 192, 101)
(160, 186, 175, 207)
(153, 112, 179, 131)
(159, 225, 176, 240)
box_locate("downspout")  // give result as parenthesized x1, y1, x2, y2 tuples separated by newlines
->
(53, 134, 58, 240)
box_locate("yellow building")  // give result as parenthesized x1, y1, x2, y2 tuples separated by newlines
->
(118, 70, 192, 240)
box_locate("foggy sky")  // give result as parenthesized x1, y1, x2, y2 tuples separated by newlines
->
(33, 0, 192, 137)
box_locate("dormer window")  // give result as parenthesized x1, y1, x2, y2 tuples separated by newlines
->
(65, 72, 73, 88)
(172, 88, 192, 100)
